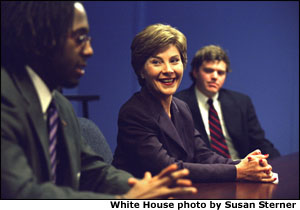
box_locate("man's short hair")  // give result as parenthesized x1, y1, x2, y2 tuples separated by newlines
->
(1, 1, 75, 70)
(189, 45, 231, 83)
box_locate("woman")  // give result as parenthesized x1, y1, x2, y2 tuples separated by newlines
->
(113, 23, 276, 183)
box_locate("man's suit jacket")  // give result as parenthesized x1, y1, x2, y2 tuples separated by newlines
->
(113, 87, 238, 182)
(1, 67, 132, 199)
(175, 85, 280, 159)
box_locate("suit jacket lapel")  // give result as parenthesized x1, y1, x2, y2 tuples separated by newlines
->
(12, 70, 51, 171)
(157, 107, 188, 154)
(188, 85, 210, 146)
(141, 88, 188, 154)
(219, 90, 239, 138)
(53, 92, 80, 188)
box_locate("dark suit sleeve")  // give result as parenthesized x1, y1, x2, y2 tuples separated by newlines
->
(115, 102, 237, 182)
(244, 97, 280, 158)
(115, 107, 171, 177)
(79, 135, 132, 195)
(1, 134, 127, 199)
(55, 92, 134, 196)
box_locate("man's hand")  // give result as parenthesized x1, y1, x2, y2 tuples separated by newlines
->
(118, 164, 197, 199)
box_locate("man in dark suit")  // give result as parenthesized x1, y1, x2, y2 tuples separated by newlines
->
(1, 1, 196, 199)
(175, 45, 280, 160)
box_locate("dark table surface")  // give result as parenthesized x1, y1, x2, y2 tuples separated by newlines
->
(176, 152, 299, 199)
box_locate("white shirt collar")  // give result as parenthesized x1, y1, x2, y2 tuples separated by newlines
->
(25, 65, 53, 114)
(194, 86, 219, 106)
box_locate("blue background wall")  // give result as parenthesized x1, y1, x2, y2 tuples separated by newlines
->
(64, 1, 299, 156)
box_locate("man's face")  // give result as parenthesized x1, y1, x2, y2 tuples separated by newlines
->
(53, 2, 93, 89)
(193, 60, 227, 98)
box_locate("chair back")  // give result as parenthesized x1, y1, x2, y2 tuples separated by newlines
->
(78, 117, 113, 164)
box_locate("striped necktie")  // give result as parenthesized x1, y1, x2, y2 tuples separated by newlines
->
(47, 100, 59, 182)
(207, 98, 231, 158)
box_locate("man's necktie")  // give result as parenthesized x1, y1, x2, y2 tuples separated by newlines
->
(47, 100, 59, 183)
(207, 98, 231, 158)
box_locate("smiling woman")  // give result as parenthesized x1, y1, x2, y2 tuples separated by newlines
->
(130, 24, 187, 87)
(129, 23, 187, 117)
(112, 23, 277, 184)
(142, 44, 184, 117)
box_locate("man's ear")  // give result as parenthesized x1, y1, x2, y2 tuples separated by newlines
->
(192, 68, 198, 79)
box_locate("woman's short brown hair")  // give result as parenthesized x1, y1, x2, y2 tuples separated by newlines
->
(131, 23, 187, 86)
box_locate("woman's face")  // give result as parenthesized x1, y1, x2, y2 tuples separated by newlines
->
(142, 44, 184, 100)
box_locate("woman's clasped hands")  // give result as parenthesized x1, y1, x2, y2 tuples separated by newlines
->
(236, 149, 277, 182)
